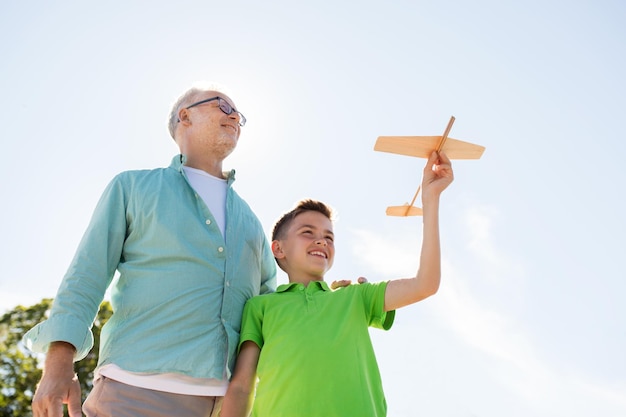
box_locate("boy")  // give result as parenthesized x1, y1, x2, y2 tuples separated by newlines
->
(221, 151, 454, 416)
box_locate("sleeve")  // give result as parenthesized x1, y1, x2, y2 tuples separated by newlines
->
(238, 298, 265, 351)
(258, 235, 277, 295)
(362, 281, 395, 331)
(22, 174, 129, 361)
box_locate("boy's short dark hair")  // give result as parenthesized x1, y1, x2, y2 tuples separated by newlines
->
(272, 199, 335, 241)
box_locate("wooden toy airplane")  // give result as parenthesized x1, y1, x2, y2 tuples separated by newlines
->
(374, 116, 485, 216)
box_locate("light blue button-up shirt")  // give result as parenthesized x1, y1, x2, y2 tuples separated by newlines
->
(23, 155, 276, 380)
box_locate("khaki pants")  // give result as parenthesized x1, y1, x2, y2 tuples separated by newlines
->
(83, 376, 222, 417)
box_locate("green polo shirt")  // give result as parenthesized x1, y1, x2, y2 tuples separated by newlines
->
(240, 280, 395, 417)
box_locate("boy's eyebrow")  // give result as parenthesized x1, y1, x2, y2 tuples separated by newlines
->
(296, 223, 334, 236)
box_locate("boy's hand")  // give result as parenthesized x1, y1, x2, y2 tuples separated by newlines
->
(330, 277, 368, 289)
(422, 151, 454, 200)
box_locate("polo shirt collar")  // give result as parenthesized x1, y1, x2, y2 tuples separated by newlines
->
(276, 280, 331, 293)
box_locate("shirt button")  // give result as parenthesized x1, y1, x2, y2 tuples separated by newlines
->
(206, 219, 212, 225)
(218, 247, 224, 253)
(226, 281, 230, 287)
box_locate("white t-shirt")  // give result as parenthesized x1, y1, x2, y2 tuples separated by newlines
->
(183, 166, 227, 237)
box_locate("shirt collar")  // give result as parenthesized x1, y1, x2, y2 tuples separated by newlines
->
(276, 280, 331, 293)
(170, 154, 236, 185)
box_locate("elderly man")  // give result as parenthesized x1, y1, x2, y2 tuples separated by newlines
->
(23, 83, 277, 417)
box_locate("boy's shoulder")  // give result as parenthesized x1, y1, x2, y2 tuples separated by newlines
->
(332, 281, 388, 291)
(247, 280, 388, 304)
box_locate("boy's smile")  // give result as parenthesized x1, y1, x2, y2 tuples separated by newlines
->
(309, 250, 328, 259)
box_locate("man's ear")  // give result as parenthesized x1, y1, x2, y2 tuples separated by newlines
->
(271, 240, 285, 259)
(178, 108, 191, 125)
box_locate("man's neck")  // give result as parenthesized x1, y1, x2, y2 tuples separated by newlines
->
(183, 156, 224, 179)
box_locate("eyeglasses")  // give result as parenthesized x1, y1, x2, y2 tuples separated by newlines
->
(184, 96, 246, 127)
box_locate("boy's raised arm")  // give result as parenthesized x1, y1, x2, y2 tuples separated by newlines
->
(384, 151, 454, 312)
(221, 341, 261, 417)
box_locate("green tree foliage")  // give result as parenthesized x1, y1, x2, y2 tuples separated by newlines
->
(0, 299, 112, 417)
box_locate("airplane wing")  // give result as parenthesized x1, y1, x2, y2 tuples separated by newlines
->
(386, 205, 423, 216)
(374, 135, 486, 160)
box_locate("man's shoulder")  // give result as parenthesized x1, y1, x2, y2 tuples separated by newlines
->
(112, 165, 175, 183)
(100, 166, 180, 200)
(112, 156, 180, 179)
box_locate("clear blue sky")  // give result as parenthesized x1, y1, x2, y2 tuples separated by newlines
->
(1, 1, 625, 416)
